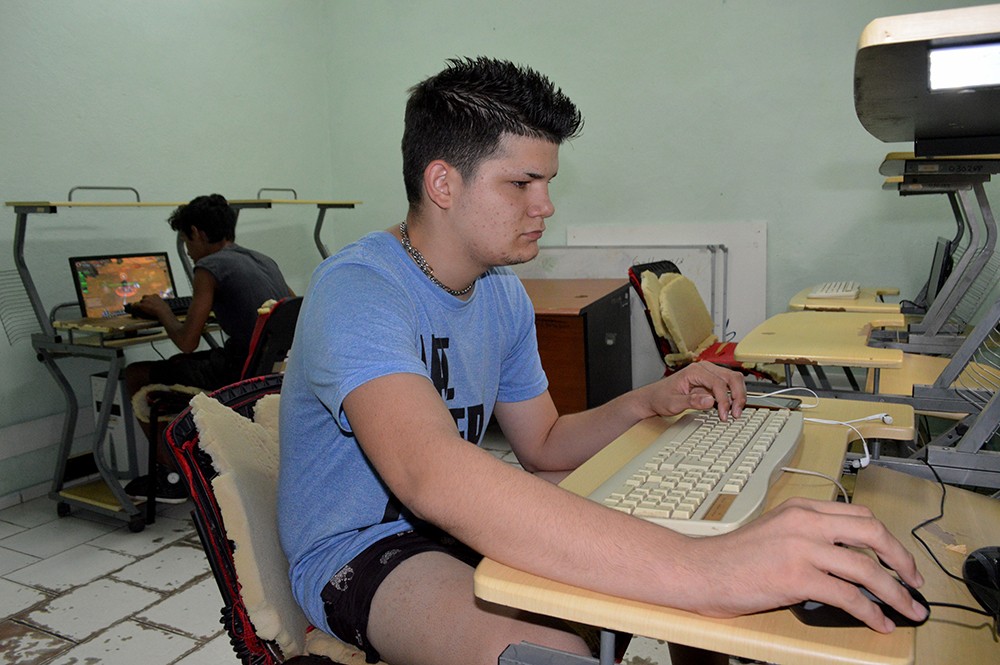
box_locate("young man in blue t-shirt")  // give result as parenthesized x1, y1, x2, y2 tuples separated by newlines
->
(278, 57, 926, 665)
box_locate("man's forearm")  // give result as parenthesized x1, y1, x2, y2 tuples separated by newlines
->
(160, 315, 203, 353)
(534, 388, 656, 471)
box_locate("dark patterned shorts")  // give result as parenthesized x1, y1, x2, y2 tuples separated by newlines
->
(320, 526, 482, 664)
(147, 347, 242, 391)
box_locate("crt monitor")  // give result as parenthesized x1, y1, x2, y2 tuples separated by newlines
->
(855, 5, 1000, 155)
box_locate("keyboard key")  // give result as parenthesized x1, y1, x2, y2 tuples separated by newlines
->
(808, 280, 861, 299)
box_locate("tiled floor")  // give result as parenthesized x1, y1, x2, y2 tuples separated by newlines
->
(0, 495, 238, 665)
(0, 434, 674, 665)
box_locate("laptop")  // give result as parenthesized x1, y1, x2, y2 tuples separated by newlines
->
(68, 252, 181, 319)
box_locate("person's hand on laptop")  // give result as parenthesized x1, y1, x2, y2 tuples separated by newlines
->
(128, 295, 168, 320)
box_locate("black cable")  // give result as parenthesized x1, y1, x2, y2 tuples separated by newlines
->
(916, 414, 931, 449)
(909, 457, 965, 585)
(910, 455, 1000, 636)
(926, 601, 991, 617)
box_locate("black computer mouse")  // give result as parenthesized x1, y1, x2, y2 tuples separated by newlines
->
(789, 578, 930, 628)
(963, 546, 1000, 616)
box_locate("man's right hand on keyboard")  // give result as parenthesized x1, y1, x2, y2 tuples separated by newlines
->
(126, 294, 168, 321)
(635, 359, 747, 422)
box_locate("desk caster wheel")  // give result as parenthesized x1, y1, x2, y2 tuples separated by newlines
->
(57, 502, 70, 517)
(128, 515, 145, 533)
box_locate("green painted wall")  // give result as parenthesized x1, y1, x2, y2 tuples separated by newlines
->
(0, 0, 993, 496)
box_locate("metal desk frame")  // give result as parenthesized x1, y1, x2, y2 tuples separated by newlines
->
(869, 157, 1000, 356)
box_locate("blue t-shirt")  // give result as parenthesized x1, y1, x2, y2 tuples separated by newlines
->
(277, 231, 547, 630)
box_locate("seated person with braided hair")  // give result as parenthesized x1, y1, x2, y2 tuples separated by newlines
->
(125, 193, 294, 503)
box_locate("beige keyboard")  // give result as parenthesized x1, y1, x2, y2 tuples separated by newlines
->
(588, 407, 803, 536)
(808, 280, 861, 299)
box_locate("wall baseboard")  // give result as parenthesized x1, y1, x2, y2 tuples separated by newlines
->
(0, 481, 50, 511)
(0, 411, 96, 509)
(0, 412, 70, 461)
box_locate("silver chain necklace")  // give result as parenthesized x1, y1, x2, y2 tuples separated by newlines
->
(398, 221, 475, 297)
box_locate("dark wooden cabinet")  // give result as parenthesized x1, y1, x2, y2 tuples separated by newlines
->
(521, 279, 632, 415)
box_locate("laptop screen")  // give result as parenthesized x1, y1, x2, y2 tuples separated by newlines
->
(68, 252, 179, 318)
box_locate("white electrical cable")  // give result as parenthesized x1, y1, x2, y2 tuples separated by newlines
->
(780, 466, 851, 503)
(747, 388, 893, 470)
(803, 417, 875, 469)
(747, 386, 821, 409)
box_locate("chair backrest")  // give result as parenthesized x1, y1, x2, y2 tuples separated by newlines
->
(657, 274, 717, 361)
(241, 296, 304, 380)
(627, 260, 681, 360)
(164, 374, 371, 665)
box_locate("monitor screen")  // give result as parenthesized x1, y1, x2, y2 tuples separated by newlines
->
(69, 252, 178, 318)
(925, 237, 954, 307)
(929, 42, 1000, 91)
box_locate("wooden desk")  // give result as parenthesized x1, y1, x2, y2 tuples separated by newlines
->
(854, 466, 1000, 665)
(789, 287, 901, 314)
(52, 315, 221, 347)
(735, 311, 906, 369)
(53, 315, 171, 344)
(521, 279, 632, 415)
(475, 399, 919, 665)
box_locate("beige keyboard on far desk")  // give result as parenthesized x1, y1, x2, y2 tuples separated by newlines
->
(589, 407, 803, 536)
(808, 280, 861, 299)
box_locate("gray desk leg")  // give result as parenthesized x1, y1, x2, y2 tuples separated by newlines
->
(496, 632, 616, 665)
(812, 366, 832, 391)
(35, 339, 143, 526)
(84, 352, 139, 515)
(176, 231, 220, 350)
(797, 365, 818, 390)
(498, 642, 597, 664)
(38, 345, 80, 499)
(841, 367, 861, 391)
(314, 206, 331, 259)
(176, 231, 194, 285)
(599, 630, 615, 665)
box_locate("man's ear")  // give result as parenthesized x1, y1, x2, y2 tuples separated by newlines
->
(423, 160, 456, 210)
